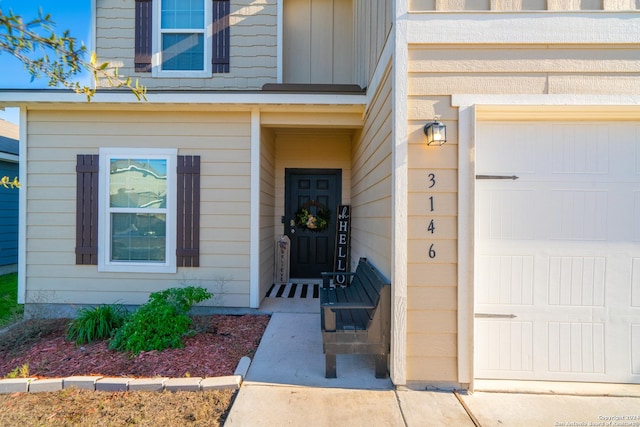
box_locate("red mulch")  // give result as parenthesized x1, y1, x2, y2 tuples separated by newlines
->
(0, 315, 270, 379)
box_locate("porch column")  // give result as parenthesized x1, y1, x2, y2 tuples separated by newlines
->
(250, 108, 261, 308)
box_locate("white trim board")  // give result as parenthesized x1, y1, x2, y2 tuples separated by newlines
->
(0, 92, 367, 106)
(250, 109, 261, 309)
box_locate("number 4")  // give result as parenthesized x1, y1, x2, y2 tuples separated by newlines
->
(428, 219, 435, 234)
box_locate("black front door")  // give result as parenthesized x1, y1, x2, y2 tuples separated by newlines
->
(285, 169, 342, 278)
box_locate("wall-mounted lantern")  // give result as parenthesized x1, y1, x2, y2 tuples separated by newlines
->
(423, 118, 447, 146)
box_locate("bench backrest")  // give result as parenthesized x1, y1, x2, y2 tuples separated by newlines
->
(350, 257, 390, 305)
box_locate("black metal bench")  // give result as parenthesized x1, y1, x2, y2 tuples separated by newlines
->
(320, 258, 391, 378)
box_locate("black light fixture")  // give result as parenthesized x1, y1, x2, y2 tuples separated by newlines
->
(423, 117, 447, 146)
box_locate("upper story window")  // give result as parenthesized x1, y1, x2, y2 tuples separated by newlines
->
(158, 0, 209, 75)
(135, 0, 230, 76)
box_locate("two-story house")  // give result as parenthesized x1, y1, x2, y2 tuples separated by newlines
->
(1, 0, 640, 390)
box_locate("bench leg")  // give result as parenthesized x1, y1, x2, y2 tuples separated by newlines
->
(325, 353, 337, 378)
(374, 354, 388, 379)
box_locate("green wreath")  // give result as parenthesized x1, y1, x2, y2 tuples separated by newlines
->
(296, 200, 330, 232)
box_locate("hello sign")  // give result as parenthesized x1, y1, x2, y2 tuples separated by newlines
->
(333, 205, 351, 285)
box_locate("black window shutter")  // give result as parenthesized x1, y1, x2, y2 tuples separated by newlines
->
(76, 155, 99, 265)
(135, 0, 153, 72)
(212, 0, 230, 73)
(177, 156, 201, 267)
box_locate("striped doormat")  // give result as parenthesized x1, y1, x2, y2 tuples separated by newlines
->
(266, 282, 321, 299)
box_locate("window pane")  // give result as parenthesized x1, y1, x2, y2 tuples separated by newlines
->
(162, 33, 204, 71)
(110, 159, 167, 208)
(162, 0, 204, 29)
(111, 213, 166, 262)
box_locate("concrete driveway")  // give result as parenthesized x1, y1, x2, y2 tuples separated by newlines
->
(226, 300, 640, 426)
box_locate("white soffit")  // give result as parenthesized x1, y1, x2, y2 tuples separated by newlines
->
(407, 12, 640, 44)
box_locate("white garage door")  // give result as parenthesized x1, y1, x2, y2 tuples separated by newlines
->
(475, 121, 640, 383)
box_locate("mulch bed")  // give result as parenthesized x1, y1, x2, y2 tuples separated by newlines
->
(0, 315, 270, 379)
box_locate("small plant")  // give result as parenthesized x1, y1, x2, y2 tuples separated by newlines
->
(6, 363, 29, 379)
(66, 304, 128, 345)
(109, 286, 212, 355)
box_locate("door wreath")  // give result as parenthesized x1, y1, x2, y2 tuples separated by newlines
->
(296, 200, 331, 232)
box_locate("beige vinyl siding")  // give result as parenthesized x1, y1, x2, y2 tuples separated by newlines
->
(24, 109, 252, 307)
(350, 63, 393, 276)
(405, 92, 459, 382)
(95, 0, 277, 90)
(273, 131, 353, 236)
(410, 0, 638, 11)
(354, 0, 393, 88)
(259, 127, 277, 302)
(409, 45, 640, 96)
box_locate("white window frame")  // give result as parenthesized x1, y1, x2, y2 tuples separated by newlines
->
(98, 147, 177, 273)
(152, 0, 212, 78)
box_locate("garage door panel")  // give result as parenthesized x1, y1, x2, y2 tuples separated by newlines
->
(476, 121, 640, 384)
(548, 256, 606, 307)
(551, 124, 609, 175)
(476, 125, 538, 175)
(632, 259, 640, 307)
(476, 320, 533, 374)
(634, 193, 640, 241)
(477, 255, 534, 305)
(548, 322, 605, 375)
(550, 190, 607, 241)
(632, 325, 640, 375)
(477, 189, 537, 240)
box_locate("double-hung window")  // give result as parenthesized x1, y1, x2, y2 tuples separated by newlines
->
(98, 148, 177, 273)
(155, 0, 211, 76)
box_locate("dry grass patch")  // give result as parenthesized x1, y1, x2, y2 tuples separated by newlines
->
(0, 388, 235, 426)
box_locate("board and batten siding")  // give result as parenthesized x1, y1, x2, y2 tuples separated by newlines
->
(95, 0, 277, 90)
(24, 109, 252, 307)
(259, 127, 276, 302)
(283, 0, 354, 84)
(406, 42, 640, 383)
(350, 62, 393, 277)
(409, 0, 639, 11)
(354, 0, 393, 88)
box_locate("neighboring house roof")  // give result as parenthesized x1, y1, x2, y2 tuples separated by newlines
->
(0, 119, 18, 156)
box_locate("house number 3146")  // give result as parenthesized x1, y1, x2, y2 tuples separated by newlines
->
(427, 173, 436, 259)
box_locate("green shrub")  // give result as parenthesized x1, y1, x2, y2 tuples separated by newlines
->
(66, 304, 128, 345)
(109, 286, 212, 354)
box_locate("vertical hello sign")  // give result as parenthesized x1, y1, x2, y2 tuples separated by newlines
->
(334, 205, 351, 285)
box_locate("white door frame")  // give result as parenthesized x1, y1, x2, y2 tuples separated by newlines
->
(453, 95, 640, 390)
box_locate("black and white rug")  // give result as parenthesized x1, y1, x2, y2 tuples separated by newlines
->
(266, 282, 321, 299)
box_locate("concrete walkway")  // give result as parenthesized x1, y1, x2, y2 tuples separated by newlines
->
(225, 298, 640, 426)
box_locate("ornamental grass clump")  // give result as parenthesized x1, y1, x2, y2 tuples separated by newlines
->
(109, 286, 212, 355)
(66, 304, 129, 345)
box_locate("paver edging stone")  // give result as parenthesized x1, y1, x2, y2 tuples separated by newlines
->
(0, 357, 251, 394)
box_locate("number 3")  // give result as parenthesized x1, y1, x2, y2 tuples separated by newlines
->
(428, 173, 436, 188)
